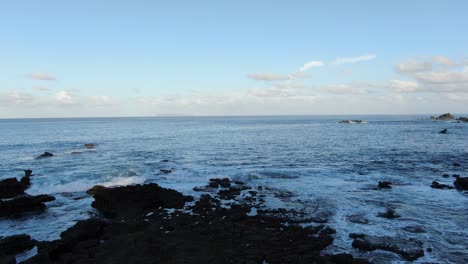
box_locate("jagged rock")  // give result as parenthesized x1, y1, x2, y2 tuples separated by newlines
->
(454, 176, 468, 190)
(0, 178, 28, 199)
(90, 183, 193, 218)
(36, 152, 54, 159)
(0, 195, 55, 217)
(378, 181, 392, 189)
(431, 181, 453, 189)
(431, 113, 455, 120)
(351, 234, 424, 261)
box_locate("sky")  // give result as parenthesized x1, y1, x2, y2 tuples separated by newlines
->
(1, 0, 468, 118)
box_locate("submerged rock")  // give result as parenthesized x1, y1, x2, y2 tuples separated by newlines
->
(159, 169, 172, 174)
(84, 143, 97, 149)
(378, 181, 392, 189)
(90, 183, 193, 218)
(36, 152, 54, 159)
(454, 176, 468, 190)
(0, 195, 55, 217)
(351, 234, 424, 261)
(431, 181, 454, 189)
(431, 113, 455, 120)
(348, 214, 370, 224)
(377, 208, 400, 219)
(453, 162, 461, 167)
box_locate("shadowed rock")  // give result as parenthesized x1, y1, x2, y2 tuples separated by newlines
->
(36, 152, 54, 159)
(0, 234, 37, 264)
(453, 162, 461, 167)
(0, 178, 28, 199)
(351, 234, 424, 261)
(90, 183, 193, 218)
(439, 128, 448, 134)
(0, 195, 55, 217)
(454, 176, 468, 190)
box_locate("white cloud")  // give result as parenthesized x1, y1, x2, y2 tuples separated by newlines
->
(29, 72, 56, 81)
(34, 85, 48, 92)
(55, 91, 75, 105)
(247, 73, 290, 81)
(298, 61, 324, 72)
(332, 54, 376, 65)
(389, 80, 420, 93)
(433, 55, 455, 67)
(395, 61, 432, 73)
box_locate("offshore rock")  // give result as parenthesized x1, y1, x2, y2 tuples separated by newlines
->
(454, 176, 468, 190)
(0, 195, 55, 217)
(431, 113, 454, 120)
(36, 152, 54, 159)
(0, 178, 28, 199)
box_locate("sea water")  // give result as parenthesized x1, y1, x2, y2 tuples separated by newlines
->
(0, 116, 467, 263)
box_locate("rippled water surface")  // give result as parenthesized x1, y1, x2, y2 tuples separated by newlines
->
(1, 116, 467, 263)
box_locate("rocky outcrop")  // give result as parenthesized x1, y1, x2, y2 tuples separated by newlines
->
(0, 195, 55, 217)
(454, 176, 468, 190)
(0, 234, 37, 264)
(0, 178, 28, 199)
(456, 117, 468, 122)
(350, 233, 424, 261)
(431, 181, 453, 189)
(439, 128, 448, 134)
(338, 120, 366, 124)
(431, 113, 455, 120)
(36, 152, 54, 159)
(90, 183, 194, 218)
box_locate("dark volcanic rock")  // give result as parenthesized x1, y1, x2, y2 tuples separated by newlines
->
(86, 185, 106, 196)
(439, 128, 448, 134)
(0, 195, 55, 217)
(431, 181, 454, 189)
(90, 183, 193, 218)
(0, 178, 28, 199)
(159, 169, 172, 174)
(27, 185, 346, 264)
(36, 152, 54, 159)
(208, 178, 231, 188)
(453, 162, 461, 167)
(24, 169, 33, 177)
(377, 208, 400, 219)
(0, 234, 36, 264)
(378, 181, 392, 189)
(442, 174, 450, 178)
(454, 176, 468, 190)
(431, 113, 455, 120)
(351, 234, 424, 261)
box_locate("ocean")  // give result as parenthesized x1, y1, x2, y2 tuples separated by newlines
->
(1, 115, 467, 263)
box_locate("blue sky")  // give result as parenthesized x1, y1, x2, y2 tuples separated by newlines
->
(1, 0, 468, 117)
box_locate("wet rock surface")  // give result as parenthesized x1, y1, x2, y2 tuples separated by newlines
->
(0, 195, 55, 217)
(350, 233, 424, 261)
(0, 178, 28, 199)
(23, 182, 369, 264)
(0, 234, 37, 264)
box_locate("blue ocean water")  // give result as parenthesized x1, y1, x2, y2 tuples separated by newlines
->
(0, 115, 467, 263)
